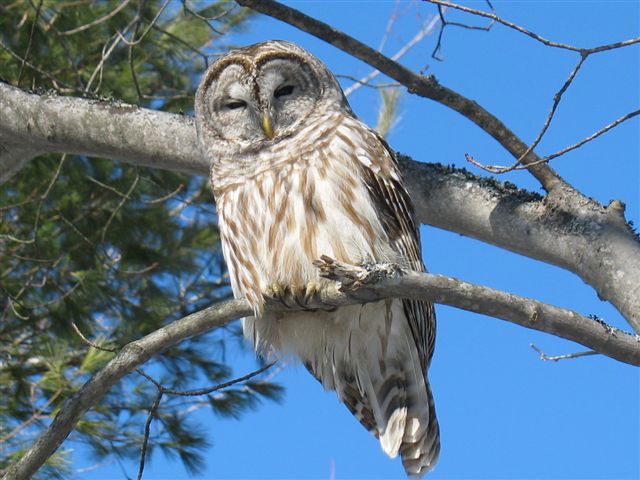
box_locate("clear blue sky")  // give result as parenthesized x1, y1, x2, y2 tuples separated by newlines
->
(84, 1, 639, 479)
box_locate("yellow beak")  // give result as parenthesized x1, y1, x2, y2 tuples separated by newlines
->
(262, 112, 274, 139)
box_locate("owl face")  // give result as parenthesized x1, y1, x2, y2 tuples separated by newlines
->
(196, 41, 350, 157)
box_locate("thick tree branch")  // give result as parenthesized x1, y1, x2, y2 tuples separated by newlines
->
(399, 159, 640, 333)
(0, 81, 206, 176)
(3, 263, 639, 480)
(2, 81, 640, 332)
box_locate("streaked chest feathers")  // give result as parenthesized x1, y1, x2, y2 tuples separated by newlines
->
(214, 118, 399, 317)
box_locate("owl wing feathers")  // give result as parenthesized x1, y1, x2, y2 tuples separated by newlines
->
(354, 128, 440, 476)
(357, 133, 436, 370)
(303, 121, 439, 476)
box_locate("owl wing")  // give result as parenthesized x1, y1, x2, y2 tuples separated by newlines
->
(357, 130, 436, 371)
(349, 127, 440, 476)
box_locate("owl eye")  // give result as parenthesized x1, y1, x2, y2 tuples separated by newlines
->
(225, 100, 247, 110)
(274, 85, 294, 98)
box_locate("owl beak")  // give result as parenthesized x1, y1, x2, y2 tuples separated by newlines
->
(261, 112, 275, 139)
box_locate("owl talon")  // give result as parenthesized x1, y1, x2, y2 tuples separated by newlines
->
(264, 282, 335, 311)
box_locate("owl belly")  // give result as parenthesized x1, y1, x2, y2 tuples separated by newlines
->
(218, 158, 397, 354)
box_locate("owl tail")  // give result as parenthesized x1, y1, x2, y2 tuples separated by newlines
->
(303, 304, 440, 477)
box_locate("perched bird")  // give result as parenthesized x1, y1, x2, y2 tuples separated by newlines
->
(195, 40, 439, 477)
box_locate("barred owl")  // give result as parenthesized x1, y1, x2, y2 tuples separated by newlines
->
(195, 40, 439, 477)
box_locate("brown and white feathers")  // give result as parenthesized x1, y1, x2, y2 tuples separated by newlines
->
(195, 40, 439, 477)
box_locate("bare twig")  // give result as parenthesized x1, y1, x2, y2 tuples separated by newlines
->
(504, 54, 588, 171)
(343, 14, 440, 97)
(541, 109, 640, 163)
(0, 40, 73, 93)
(100, 172, 139, 242)
(85, 175, 129, 198)
(335, 75, 401, 90)
(17, 0, 43, 86)
(155, 362, 276, 397)
(59, 0, 131, 36)
(424, 0, 640, 54)
(376, 0, 400, 53)
(70, 322, 117, 354)
(181, 0, 235, 36)
(530, 344, 599, 362)
(134, 361, 275, 479)
(432, 1, 495, 60)
(468, 108, 640, 172)
(142, 183, 184, 204)
(85, 27, 130, 93)
(137, 390, 162, 480)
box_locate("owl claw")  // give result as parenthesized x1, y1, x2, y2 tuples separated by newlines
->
(264, 284, 292, 309)
(264, 282, 335, 312)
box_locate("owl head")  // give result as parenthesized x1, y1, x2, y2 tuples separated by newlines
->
(195, 40, 351, 161)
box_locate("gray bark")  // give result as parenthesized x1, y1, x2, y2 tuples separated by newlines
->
(2, 81, 638, 334)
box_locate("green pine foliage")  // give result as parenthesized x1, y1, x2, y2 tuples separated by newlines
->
(0, 2, 282, 477)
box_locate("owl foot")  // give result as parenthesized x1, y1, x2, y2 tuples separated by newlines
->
(313, 255, 405, 290)
(264, 282, 336, 312)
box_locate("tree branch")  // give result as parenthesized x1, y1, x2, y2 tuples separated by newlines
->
(0, 81, 207, 177)
(3, 262, 639, 479)
(2, 81, 640, 332)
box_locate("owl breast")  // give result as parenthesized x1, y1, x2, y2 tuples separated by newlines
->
(215, 116, 399, 322)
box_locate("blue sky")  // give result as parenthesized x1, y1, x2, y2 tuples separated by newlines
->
(84, 1, 639, 479)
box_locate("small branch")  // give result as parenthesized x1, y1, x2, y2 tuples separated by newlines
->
(100, 172, 139, 242)
(181, 0, 234, 36)
(134, 361, 274, 479)
(424, 0, 640, 54)
(150, 362, 276, 397)
(530, 344, 599, 362)
(343, 14, 440, 97)
(432, 1, 495, 60)
(5, 260, 639, 480)
(540, 108, 640, 163)
(137, 390, 162, 480)
(335, 75, 401, 90)
(59, 0, 132, 36)
(469, 108, 640, 172)
(489, 55, 588, 173)
(17, 0, 43, 86)
(70, 322, 117, 354)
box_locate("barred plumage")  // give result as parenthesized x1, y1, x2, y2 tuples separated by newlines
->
(195, 40, 439, 477)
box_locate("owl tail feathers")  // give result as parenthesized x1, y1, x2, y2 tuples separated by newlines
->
(399, 381, 441, 478)
(371, 376, 440, 478)
(378, 407, 407, 457)
(325, 361, 440, 478)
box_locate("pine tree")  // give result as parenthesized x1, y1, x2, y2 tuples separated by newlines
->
(0, 2, 281, 477)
